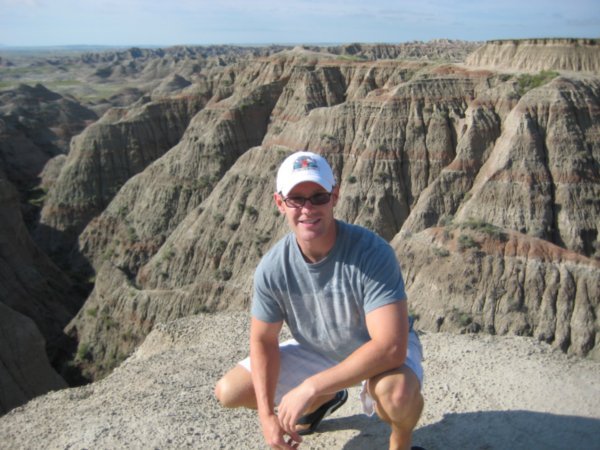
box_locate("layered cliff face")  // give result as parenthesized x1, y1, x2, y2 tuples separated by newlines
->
(394, 227, 600, 359)
(0, 83, 96, 156)
(0, 173, 75, 412)
(454, 78, 600, 255)
(0, 175, 77, 341)
(324, 40, 481, 62)
(0, 46, 292, 124)
(402, 77, 600, 251)
(3, 43, 597, 382)
(0, 303, 67, 415)
(0, 84, 97, 198)
(37, 93, 211, 262)
(55, 48, 600, 378)
(465, 39, 600, 73)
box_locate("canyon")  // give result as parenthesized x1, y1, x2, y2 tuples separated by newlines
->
(0, 39, 598, 414)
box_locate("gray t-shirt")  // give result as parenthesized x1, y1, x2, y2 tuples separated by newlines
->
(252, 220, 407, 362)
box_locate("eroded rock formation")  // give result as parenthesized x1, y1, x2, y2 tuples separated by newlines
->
(0, 303, 67, 415)
(63, 49, 600, 377)
(37, 94, 211, 262)
(465, 38, 600, 73)
(0, 172, 75, 412)
(2, 41, 599, 386)
(395, 227, 600, 359)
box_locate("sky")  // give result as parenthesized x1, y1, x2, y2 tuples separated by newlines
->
(0, 0, 598, 47)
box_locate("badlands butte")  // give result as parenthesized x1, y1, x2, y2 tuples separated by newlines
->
(0, 38, 599, 440)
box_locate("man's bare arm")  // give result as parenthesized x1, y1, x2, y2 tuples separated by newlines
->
(250, 317, 302, 448)
(276, 301, 409, 434)
(250, 317, 282, 417)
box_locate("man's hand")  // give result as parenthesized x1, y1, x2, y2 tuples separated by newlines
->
(260, 412, 302, 449)
(276, 383, 315, 440)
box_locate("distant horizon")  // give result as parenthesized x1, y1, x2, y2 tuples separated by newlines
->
(1, 0, 598, 48)
(0, 40, 465, 51)
(0, 36, 597, 52)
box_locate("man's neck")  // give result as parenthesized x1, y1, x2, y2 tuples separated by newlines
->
(297, 221, 338, 263)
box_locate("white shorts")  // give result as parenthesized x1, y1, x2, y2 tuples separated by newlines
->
(238, 331, 424, 416)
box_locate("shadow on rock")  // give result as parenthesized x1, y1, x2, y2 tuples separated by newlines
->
(312, 410, 599, 449)
(411, 410, 599, 450)
(316, 414, 392, 449)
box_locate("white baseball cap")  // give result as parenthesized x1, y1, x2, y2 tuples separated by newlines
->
(276, 151, 336, 196)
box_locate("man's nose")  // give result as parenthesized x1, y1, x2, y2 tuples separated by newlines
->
(301, 201, 315, 211)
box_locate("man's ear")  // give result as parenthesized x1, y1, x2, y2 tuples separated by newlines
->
(273, 192, 286, 214)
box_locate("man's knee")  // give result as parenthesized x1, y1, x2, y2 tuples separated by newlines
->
(214, 377, 230, 407)
(214, 366, 255, 409)
(369, 367, 423, 420)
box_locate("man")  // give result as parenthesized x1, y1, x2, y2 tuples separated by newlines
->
(215, 151, 424, 450)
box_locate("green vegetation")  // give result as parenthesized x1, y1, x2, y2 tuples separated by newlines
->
(320, 133, 336, 142)
(457, 233, 479, 251)
(102, 244, 116, 261)
(100, 311, 119, 330)
(438, 215, 454, 227)
(336, 54, 368, 62)
(517, 70, 559, 96)
(194, 304, 212, 314)
(127, 226, 138, 242)
(216, 269, 232, 281)
(94, 67, 113, 78)
(246, 206, 259, 219)
(442, 218, 508, 245)
(192, 174, 214, 191)
(212, 240, 228, 257)
(408, 308, 420, 321)
(459, 219, 508, 242)
(0, 81, 15, 91)
(253, 232, 271, 246)
(27, 187, 47, 207)
(432, 247, 450, 257)
(253, 231, 272, 257)
(103, 349, 127, 372)
(76, 342, 92, 362)
(374, 172, 389, 183)
(450, 307, 473, 327)
(121, 330, 138, 342)
(156, 244, 176, 265)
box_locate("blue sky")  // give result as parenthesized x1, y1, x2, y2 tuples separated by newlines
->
(0, 0, 598, 47)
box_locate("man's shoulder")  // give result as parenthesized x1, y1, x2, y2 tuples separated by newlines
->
(256, 232, 293, 271)
(338, 221, 390, 250)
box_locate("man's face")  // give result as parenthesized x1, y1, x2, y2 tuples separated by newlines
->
(274, 181, 339, 247)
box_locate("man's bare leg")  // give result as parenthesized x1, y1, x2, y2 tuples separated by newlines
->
(214, 365, 257, 408)
(367, 366, 424, 450)
(214, 365, 337, 431)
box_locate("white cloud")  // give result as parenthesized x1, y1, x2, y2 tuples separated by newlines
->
(0, 0, 596, 46)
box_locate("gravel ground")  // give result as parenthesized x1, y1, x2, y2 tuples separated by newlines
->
(1, 312, 599, 450)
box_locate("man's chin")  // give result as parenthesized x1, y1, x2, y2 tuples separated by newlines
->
(296, 227, 324, 242)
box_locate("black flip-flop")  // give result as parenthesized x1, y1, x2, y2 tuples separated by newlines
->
(297, 389, 349, 435)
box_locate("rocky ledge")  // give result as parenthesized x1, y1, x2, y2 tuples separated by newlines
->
(0, 312, 598, 449)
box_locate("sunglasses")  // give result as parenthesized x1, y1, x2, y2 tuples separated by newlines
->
(281, 192, 332, 208)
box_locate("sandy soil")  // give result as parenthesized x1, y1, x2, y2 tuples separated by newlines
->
(1, 312, 599, 450)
